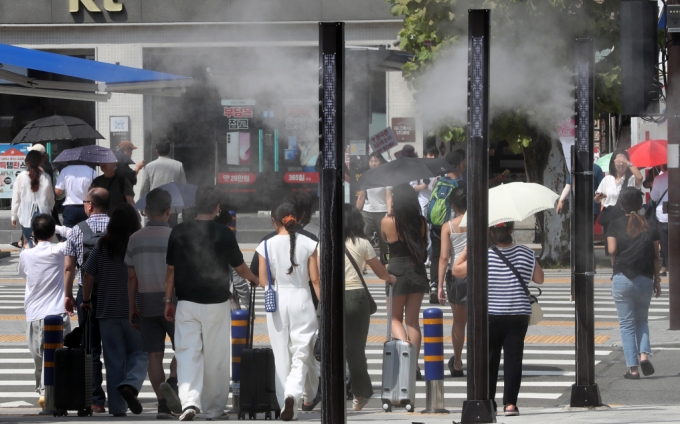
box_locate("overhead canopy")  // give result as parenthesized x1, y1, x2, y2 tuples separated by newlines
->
(0, 44, 193, 102)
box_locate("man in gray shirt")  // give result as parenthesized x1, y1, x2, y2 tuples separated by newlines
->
(140, 142, 187, 197)
(125, 188, 180, 418)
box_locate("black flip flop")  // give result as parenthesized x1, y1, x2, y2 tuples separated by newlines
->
(640, 359, 655, 376)
(624, 371, 641, 380)
(448, 356, 465, 377)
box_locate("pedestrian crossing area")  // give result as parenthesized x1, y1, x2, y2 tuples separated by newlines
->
(0, 280, 669, 409)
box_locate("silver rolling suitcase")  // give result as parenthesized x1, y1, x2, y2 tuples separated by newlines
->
(380, 285, 417, 412)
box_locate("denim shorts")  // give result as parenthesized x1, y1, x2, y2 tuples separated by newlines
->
(386, 256, 429, 296)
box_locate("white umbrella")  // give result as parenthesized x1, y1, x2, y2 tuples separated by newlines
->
(460, 182, 559, 228)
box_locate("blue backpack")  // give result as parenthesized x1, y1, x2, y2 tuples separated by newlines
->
(427, 176, 459, 229)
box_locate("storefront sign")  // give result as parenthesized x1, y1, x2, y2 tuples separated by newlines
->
(221, 99, 256, 106)
(228, 119, 248, 130)
(284, 172, 319, 184)
(110, 116, 130, 148)
(218, 172, 256, 185)
(285, 103, 316, 131)
(369, 127, 398, 154)
(0, 144, 30, 199)
(391, 117, 416, 142)
(223, 107, 253, 118)
(69, 0, 124, 13)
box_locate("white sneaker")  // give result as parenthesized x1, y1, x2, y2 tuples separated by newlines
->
(179, 407, 198, 421)
(280, 396, 296, 421)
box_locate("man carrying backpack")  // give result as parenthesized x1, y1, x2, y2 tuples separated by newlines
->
(427, 150, 466, 302)
(63, 187, 110, 414)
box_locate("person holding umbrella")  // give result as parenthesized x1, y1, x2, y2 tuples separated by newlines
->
(356, 152, 392, 265)
(11, 150, 55, 249)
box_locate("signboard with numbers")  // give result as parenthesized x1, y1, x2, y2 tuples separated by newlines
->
(369, 127, 398, 154)
(0, 144, 30, 199)
(218, 172, 257, 185)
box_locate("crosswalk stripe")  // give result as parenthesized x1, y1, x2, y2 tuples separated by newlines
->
(366, 359, 599, 366)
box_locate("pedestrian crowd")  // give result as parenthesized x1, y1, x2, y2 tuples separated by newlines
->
(13, 140, 668, 420)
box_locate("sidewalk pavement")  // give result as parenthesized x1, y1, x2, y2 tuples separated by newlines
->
(0, 404, 678, 423)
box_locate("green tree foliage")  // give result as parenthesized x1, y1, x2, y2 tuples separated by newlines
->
(387, 0, 622, 149)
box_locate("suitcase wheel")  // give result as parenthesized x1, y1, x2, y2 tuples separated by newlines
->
(382, 403, 392, 412)
(275, 409, 280, 419)
(238, 411, 245, 420)
(54, 409, 67, 417)
(405, 403, 414, 412)
(77, 408, 91, 417)
(265, 411, 272, 420)
(249, 412, 256, 420)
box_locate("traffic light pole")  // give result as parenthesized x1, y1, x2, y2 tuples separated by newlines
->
(461, 9, 495, 424)
(318, 22, 347, 423)
(570, 38, 602, 408)
(666, 2, 680, 330)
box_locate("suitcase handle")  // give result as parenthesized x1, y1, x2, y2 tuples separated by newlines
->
(247, 282, 257, 349)
(83, 308, 92, 355)
(386, 284, 392, 342)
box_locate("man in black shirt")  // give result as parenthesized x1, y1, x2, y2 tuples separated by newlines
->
(164, 185, 258, 421)
(91, 162, 135, 214)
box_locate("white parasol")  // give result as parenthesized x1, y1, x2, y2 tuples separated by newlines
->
(460, 182, 560, 228)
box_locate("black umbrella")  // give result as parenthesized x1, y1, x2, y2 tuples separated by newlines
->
(358, 157, 456, 190)
(11, 115, 104, 145)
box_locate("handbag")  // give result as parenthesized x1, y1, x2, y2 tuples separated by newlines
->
(644, 188, 667, 234)
(491, 247, 543, 325)
(263, 239, 277, 313)
(344, 247, 378, 315)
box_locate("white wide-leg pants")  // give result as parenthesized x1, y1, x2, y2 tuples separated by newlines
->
(175, 300, 231, 419)
(266, 287, 317, 419)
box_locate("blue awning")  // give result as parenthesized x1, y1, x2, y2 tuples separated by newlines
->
(0, 43, 192, 101)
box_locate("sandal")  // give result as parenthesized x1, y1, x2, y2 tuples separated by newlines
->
(624, 371, 640, 380)
(448, 356, 465, 377)
(503, 406, 519, 416)
(352, 397, 369, 411)
(640, 360, 655, 376)
(10, 241, 20, 248)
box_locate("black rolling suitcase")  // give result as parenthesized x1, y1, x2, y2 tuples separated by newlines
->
(238, 288, 280, 420)
(54, 310, 93, 417)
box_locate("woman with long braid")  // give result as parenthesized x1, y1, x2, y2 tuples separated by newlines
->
(256, 202, 320, 421)
(607, 186, 661, 379)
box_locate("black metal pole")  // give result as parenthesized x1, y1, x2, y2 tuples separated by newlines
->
(570, 38, 602, 408)
(318, 22, 346, 424)
(461, 9, 495, 424)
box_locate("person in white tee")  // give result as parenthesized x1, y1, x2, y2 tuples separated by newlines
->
(650, 169, 669, 275)
(255, 202, 320, 422)
(356, 153, 392, 265)
(19, 214, 71, 410)
(55, 164, 97, 227)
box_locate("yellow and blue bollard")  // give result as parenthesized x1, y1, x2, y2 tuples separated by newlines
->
(422, 308, 449, 414)
(43, 315, 64, 414)
(230, 309, 249, 411)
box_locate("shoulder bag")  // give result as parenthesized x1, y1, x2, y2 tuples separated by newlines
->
(263, 239, 277, 313)
(491, 246, 543, 325)
(344, 246, 378, 315)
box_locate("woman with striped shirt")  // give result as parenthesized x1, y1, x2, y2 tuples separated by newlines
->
(453, 221, 544, 416)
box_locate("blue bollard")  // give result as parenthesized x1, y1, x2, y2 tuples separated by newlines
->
(43, 315, 64, 413)
(422, 308, 449, 414)
(230, 309, 249, 411)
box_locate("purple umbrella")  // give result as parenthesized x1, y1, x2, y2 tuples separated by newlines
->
(53, 145, 118, 165)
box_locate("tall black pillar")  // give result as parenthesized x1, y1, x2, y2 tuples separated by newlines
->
(570, 38, 602, 408)
(318, 22, 347, 424)
(461, 9, 496, 424)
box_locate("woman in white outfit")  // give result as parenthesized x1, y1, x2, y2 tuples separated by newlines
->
(256, 202, 320, 422)
(11, 150, 54, 249)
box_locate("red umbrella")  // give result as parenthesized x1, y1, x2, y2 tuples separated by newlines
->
(627, 139, 667, 168)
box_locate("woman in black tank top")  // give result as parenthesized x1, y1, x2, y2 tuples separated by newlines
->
(381, 184, 428, 378)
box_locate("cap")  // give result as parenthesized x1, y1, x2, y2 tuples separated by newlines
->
(394, 144, 416, 159)
(28, 144, 46, 154)
(118, 140, 138, 150)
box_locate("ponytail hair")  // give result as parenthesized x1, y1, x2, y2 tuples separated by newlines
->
(25, 150, 42, 193)
(272, 202, 299, 274)
(618, 187, 647, 238)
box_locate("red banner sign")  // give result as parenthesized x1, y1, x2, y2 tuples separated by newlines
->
(284, 172, 319, 184)
(218, 172, 256, 184)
